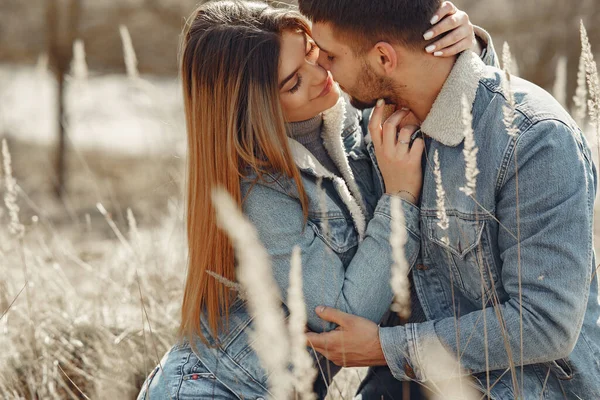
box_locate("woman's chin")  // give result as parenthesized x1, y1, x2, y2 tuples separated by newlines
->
(316, 87, 341, 114)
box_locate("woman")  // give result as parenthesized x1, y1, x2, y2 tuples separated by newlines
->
(138, 1, 496, 399)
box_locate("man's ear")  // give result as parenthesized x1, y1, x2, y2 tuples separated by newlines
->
(370, 41, 397, 75)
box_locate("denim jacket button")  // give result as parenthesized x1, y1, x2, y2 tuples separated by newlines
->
(416, 264, 428, 271)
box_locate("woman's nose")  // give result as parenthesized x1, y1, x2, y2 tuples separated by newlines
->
(309, 62, 329, 87)
(317, 52, 331, 71)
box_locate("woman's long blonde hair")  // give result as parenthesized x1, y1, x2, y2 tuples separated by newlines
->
(179, 0, 310, 345)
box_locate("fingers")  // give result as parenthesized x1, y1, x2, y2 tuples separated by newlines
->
(382, 110, 409, 156)
(432, 37, 475, 58)
(428, 11, 467, 39)
(306, 331, 333, 350)
(429, 1, 458, 25)
(409, 136, 425, 161)
(368, 99, 386, 149)
(395, 125, 419, 157)
(315, 306, 352, 327)
(426, 23, 474, 57)
(424, 8, 473, 54)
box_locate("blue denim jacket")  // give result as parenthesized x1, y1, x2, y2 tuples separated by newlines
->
(375, 50, 600, 399)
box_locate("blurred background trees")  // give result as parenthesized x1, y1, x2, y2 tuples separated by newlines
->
(0, 0, 598, 198)
(1, 0, 597, 92)
(2, 0, 598, 97)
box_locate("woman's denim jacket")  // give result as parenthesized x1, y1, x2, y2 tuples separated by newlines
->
(183, 93, 420, 398)
(371, 50, 600, 399)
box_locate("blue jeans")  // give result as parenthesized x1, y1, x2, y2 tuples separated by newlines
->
(357, 367, 426, 400)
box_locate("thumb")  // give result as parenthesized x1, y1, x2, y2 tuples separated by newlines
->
(368, 99, 386, 149)
(315, 306, 350, 327)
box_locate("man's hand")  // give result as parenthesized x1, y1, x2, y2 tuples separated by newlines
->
(305, 306, 387, 368)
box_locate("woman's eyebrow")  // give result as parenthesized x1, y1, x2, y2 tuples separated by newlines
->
(279, 67, 300, 89)
(279, 34, 308, 89)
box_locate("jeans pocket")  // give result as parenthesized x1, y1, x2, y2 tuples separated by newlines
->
(179, 347, 243, 400)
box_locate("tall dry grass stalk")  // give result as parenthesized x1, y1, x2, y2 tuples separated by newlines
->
(573, 49, 589, 127)
(433, 150, 449, 234)
(71, 39, 88, 82)
(552, 56, 568, 108)
(2, 139, 24, 239)
(119, 25, 140, 81)
(501, 42, 525, 395)
(502, 43, 519, 138)
(580, 22, 600, 152)
(211, 187, 293, 400)
(205, 270, 244, 296)
(288, 246, 317, 400)
(389, 196, 411, 319)
(420, 341, 478, 400)
(36, 52, 49, 78)
(459, 95, 479, 198)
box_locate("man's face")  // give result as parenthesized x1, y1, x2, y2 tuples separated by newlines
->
(311, 22, 395, 110)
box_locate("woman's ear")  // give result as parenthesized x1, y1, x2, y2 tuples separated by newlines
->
(370, 41, 398, 75)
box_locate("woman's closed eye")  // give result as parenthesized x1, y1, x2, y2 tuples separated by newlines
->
(306, 42, 318, 58)
(289, 74, 303, 94)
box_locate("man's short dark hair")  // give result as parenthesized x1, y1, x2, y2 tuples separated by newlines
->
(297, 0, 441, 52)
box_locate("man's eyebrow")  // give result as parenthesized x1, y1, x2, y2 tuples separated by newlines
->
(312, 39, 333, 56)
(279, 34, 308, 90)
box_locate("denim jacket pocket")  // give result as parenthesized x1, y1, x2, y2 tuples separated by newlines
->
(308, 216, 358, 254)
(425, 215, 499, 301)
(547, 358, 574, 381)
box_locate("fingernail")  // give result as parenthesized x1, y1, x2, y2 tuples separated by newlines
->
(317, 306, 325, 313)
(376, 99, 385, 108)
(430, 15, 439, 24)
(423, 31, 434, 41)
(401, 107, 410, 111)
(434, 51, 443, 57)
(425, 44, 436, 53)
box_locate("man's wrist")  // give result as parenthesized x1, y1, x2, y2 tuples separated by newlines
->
(388, 190, 418, 205)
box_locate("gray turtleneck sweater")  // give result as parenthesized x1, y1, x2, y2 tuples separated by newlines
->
(287, 114, 342, 178)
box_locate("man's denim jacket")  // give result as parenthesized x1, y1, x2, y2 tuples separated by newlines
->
(372, 50, 600, 399)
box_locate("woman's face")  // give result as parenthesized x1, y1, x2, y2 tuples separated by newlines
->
(278, 31, 340, 123)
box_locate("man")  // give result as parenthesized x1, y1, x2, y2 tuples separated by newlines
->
(297, 0, 600, 398)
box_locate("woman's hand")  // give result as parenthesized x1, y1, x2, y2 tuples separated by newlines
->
(369, 100, 424, 204)
(423, 1, 477, 57)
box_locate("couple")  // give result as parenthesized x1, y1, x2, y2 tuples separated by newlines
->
(139, 0, 600, 399)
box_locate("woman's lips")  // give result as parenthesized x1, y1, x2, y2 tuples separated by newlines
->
(317, 73, 334, 98)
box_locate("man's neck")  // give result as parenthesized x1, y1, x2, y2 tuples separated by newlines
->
(395, 56, 457, 122)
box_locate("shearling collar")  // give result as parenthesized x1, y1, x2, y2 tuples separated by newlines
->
(287, 97, 368, 241)
(421, 50, 486, 147)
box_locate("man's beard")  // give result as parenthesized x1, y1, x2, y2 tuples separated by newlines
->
(346, 62, 395, 110)
(349, 96, 378, 110)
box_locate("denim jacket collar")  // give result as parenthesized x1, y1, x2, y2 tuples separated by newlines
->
(421, 50, 486, 147)
(287, 97, 368, 240)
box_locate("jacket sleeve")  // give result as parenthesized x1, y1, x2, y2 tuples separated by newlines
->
(243, 184, 421, 333)
(379, 120, 597, 381)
